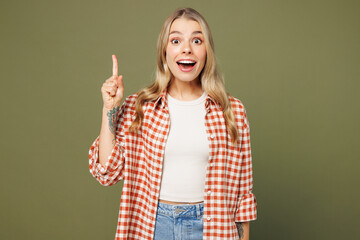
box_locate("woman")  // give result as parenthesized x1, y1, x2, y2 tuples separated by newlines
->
(89, 8, 257, 240)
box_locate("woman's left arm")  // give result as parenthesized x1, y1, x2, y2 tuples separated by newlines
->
(236, 222, 249, 240)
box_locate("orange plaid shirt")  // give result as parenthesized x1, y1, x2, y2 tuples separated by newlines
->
(89, 88, 257, 239)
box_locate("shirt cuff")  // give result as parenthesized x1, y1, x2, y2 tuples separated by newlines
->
(88, 136, 123, 176)
(235, 192, 257, 222)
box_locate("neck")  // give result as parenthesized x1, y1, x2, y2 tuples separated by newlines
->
(167, 78, 204, 101)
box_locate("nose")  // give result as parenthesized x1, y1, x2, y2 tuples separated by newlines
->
(182, 41, 192, 54)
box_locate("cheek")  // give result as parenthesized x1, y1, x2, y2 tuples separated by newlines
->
(165, 47, 176, 63)
(198, 47, 207, 62)
(165, 49, 177, 73)
(199, 52, 207, 68)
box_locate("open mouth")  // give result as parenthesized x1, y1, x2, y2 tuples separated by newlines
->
(176, 60, 197, 72)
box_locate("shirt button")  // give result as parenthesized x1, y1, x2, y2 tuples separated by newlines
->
(207, 190, 212, 195)
(210, 135, 215, 139)
(207, 217, 211, 221)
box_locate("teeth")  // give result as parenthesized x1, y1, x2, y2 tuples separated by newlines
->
(177, 60, 195, 64)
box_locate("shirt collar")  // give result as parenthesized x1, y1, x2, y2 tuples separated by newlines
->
(153, 88, 220, 111)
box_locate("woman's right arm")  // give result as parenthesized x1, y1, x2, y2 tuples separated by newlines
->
(98, 55, 124, 167)
(89, 55, 126, 186)
(98, 106, 121, 167)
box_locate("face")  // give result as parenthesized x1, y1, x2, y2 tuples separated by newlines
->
(165, 18, 207, 83)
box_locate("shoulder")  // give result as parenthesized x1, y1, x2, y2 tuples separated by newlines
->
(123, 93, 138, 107)
(120, 92, 158, 114)
(117, 93, 139, 120)
(121, 92, 141, 112)
(228, 94, 246, 115)
(227, 94, 250, 128)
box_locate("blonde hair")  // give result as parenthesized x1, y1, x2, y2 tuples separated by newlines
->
(129, 8, 239, 145)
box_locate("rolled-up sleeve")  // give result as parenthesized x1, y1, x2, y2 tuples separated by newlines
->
(88, 134, 125, 186)
(88, 100, 129, 186)
(235, 111, 257, 222)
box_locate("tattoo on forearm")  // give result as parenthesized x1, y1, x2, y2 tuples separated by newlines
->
(107, 106, 120, 134)
(236, 222, 244, 239)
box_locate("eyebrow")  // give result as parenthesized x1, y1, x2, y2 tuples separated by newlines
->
(169, 30, 203, 35)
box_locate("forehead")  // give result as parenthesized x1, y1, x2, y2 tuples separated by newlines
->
(169, 18, 202, 34)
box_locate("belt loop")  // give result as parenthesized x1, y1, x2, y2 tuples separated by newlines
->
(196, 203, 201, 218)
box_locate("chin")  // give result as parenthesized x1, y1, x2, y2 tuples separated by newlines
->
(174, 76, 200, 83)
(172, 71, 201, 82)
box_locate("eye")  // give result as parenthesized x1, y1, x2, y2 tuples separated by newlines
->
(171, 39, 180, 44)
(193, 38, 202, 44)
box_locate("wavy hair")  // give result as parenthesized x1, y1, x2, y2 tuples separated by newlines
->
(129, 8, 239, 145)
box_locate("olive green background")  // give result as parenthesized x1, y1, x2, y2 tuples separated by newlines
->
(1, 0, 359, 239)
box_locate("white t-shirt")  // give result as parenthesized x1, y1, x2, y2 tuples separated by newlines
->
(159, 91, 210, 202)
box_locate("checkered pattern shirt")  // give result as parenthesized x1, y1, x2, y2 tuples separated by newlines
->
(89, 88, 257, 239)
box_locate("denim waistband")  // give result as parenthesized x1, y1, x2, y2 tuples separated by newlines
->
(156, 201, 204, 218)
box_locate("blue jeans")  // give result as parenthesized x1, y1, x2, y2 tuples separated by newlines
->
(153, 201, 204, 240)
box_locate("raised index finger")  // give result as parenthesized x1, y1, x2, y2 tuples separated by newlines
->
(112, 54, 118, 76)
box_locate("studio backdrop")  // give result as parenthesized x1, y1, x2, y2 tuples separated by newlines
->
(1, 0, 359, 239)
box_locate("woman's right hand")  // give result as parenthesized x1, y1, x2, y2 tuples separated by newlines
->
(101, 54, 124, 110)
